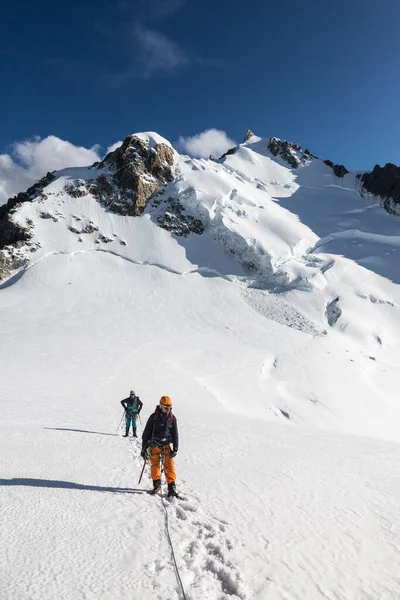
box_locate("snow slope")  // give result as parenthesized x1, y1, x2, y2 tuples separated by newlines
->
(1, 132, 400, 599)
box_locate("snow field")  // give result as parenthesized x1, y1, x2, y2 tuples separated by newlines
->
(2, 132, 400, 599)
(1, 252, 400, 599)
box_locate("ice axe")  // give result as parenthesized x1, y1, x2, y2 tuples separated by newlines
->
(138, 457, 147, 485)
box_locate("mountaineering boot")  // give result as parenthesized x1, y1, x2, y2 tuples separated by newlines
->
(168, 482, 178, 498)
(150, 479, 161, 495)
(132, 427, 137, 438)
(123, 427, 129, 437)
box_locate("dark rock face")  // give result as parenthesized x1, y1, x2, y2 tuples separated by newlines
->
(268, 138, 309, 169)
(0, 216, 35, 280)
(333, 164, 349, 178)
(0, 172, 53, 277)
(323, 159, 349, 178)
(154, 198, 204, 237)
(243, 129, 255, 142)
(0, 215, 32, 248)
(359, 163, 400, 215)
(218, 146, 237, 161)
(87, 135, 175, 216)
(267, 138, 349, 177)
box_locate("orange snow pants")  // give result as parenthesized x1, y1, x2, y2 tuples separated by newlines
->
(149, 444, 176, 484)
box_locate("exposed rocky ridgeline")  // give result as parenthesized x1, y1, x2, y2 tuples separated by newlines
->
(84, 134, 175, 216)
(2, 128, 399, 284)
(268, 138, 313, 169)
(0, 170, 56, 251)
(268, 137, 349, 177)
(0, 171, 56, 223)
(358, 163, 400, 216)
(0, 172, 55, 280)
(211, 131, 313, 167)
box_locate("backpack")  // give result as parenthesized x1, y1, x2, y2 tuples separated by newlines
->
(128, 396, 139, 411)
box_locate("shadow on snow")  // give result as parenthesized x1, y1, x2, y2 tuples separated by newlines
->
(45, 427, 118, 437)
(0, 478, 147, 494)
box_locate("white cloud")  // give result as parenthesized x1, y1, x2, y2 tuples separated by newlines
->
(177, 129, 237, 159)
(13, 136, 100, 172)
(0, 155, 32, 207)
(0, 136, 101, 206)
(106, 141, 123, 154)
(134, 24, 188, 74)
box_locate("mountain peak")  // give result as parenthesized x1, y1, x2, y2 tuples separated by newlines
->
(243, 129, 256, 143)
(82, 132, 175, 217)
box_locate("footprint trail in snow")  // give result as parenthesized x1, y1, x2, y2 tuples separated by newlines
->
(126, 433, 248, 599)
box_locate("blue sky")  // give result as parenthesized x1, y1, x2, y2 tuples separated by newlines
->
(1, 0, 400, 170)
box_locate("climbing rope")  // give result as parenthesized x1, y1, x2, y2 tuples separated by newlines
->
(160, 451, 188, 600)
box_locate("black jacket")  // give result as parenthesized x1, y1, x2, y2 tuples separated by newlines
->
(121, 396, 143, 415)
(142, 406, 179, 451)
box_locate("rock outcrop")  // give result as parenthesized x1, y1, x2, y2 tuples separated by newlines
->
(0, 245, 30, 282)
(218, 146, 238, 161)
(0, 217, 35, 281)
(358, 163, 400, 215)
(243, 129, 255, 143)
(0, 172, 54, 279)
(323, 159, 349, 178)
(87, 134, 175, 216)
(268, 138, 310, 169)
(150, 197, 204, 237)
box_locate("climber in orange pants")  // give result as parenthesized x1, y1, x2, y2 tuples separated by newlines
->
(141, 395, 179, 497)
(149, 444, 176, 484)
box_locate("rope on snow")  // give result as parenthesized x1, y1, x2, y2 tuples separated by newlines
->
(160, 452, 188, 600)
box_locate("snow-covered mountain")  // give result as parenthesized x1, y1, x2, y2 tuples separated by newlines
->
(1, 131, 400, 600)
(2, 130, 400, 440)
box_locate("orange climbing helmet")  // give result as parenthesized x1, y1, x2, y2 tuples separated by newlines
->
(160, 395, 172, 409)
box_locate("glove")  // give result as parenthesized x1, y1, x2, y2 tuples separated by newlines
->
(171, 449, 177, 458)
(141, 449, 147, 459)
